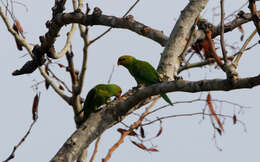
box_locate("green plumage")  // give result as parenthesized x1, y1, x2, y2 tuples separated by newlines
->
(83, 84, 122, 120)
(117, 55, 173, 105)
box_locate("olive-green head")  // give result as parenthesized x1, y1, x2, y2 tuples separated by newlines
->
(107, 84, 122, 99)
(117, 55, 136, 68)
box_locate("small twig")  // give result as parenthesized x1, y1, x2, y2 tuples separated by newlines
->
(3, 119, 38, 162)
(178, 54, 236, 74)
(220, 0, 228, 64)
(205, 28, 224, 69)
(224, 1, 248, 20)
(142, 112, 245, 127)
(51, 23, 77, 59)
(76, 27, 89, 95)
(147, 98, 249, 116)
(89, 0, 140, 45)
(107, 65, 115, 84)
(66, 48, 78, 86)
(102, 97, 159, 162)
(233, 29, 257, 68)
(48, 68, 73, 93)
(89, 136, 102, 162)
(178, 58, 215, 73)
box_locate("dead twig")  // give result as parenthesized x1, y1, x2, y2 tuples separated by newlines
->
(89, 136, 102, 162)
(3, 119, 38, 162)
(102, 97, 159, 162)
(89, 0, 140, 45)
(233, 29, 257, 68)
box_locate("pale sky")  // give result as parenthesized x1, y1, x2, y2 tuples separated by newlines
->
(1, 0, 260, 162)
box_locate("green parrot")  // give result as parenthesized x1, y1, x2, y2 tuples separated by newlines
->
(82, 84, 122, 120)
(117, 55, 173, 105)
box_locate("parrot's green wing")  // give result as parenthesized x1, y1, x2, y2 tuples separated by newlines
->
(130, 60, 173, 105)
(130, 60, 160, 85)
(83, 87, 98, 120)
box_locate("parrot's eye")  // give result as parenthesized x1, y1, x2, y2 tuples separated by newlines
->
(120, 58, 125, 61)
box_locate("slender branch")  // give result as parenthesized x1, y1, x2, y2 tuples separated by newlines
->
(102, 97, 159, 162)
(147, 98, 249, 116)
(51, 23, 77, 59)
(178, 58, 215, 73)
(224, 1, 248, 20)
(205, 28, 224, 69)
(220, 0, 228, 64)
(3, 119, 38, 162)
(142, 112, 245, 126)
(233, 29, 257, 68)
(89, 136, 102, 162)
(107, 65, 115, 84)
(39, 67, 72, 104)
(0, 7, 32, 55)
(48, 67, 73, 93)
(76, 28, 89, 95)
(89, 0, 140, 45)
(66, 50, 78, 86)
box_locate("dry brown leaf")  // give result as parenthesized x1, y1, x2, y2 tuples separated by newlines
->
(12, 24, 23, 51)
(207, 93, 224, 132)
(131, 141, 147, 150)
(14, 19, 24, 36)
(32, 93, 39, 121)
(156, 127, 163, 137)
(45, 80, 50, 90)
(147, 148, 159, 152)
(117, 128, 127, 134)
(140, 126, 145, 138)
(233, 114, 237, 125)
(237, 25, 244, 41)
(58, 63, 65, 68)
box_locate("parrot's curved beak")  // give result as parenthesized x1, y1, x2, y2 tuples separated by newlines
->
(116, 94, 121, 99)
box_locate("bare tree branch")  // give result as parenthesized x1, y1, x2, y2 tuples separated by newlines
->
(233, 29, 257, 68)
(3, 120, 37, 162)
(51, 74, 260, 162)
(220, 0, 228, 64)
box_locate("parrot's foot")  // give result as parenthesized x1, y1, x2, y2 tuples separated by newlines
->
(174, 75, 183, 81)
(105, 98, 111, 104)
(133, 84, 145, 90)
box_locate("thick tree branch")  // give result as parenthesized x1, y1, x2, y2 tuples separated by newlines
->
(51, 74, 260, 161)
(9, 8, 260, 75)
(157, 0, 208, 78)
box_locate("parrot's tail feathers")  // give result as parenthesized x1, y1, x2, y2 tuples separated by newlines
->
(83, 109, 92, 121)
(160, 93, 173, 106)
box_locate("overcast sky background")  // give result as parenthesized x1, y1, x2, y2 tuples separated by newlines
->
(1, 0, 260, 161)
